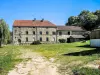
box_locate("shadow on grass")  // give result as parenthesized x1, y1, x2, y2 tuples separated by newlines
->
(77, 45, 91, 48)
(64, 44, 100, 56)
(64, 48, 100, 56)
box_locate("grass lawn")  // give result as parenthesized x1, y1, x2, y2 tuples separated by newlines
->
(22, 41, 99, 64)
(0, 41, 100, 75)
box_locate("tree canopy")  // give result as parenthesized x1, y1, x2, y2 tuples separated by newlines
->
(66, 10, 99, 31)
(0, 19, 10, 47)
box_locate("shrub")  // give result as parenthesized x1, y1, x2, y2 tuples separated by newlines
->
(31, 40, 41, 45)
(73, 67, 100, 75)
(59, 39, 66, 43)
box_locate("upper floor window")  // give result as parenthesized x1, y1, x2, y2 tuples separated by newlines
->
(59, 32, 62, 35)
(46, 37, 49, 41)
(26, 31, 28, 35)
(46, 27, 48, 29)
(33, 31, 35, 35)
(40, 31, 42, 35)
(33, 27, 35, 28)
(52, 32, 56, 35)
(15, 30, 17, 33)
(46, 31, 49, 35)
(68, 31, 70, 35)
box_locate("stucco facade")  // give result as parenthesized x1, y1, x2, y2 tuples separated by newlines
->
(13, 27, 57, 44)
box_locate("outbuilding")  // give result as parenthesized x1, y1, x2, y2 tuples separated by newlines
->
(90, 29, 100, 47)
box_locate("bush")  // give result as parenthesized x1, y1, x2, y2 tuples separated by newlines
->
(59, 39, 66, 43)
(73, 67, 100, 75)
(31, 40, 41, 45)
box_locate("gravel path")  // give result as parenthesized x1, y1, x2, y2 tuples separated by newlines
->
(8, 50, 60, 75)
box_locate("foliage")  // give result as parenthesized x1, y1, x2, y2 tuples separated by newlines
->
(66, 10, 99, 31)
(0, 19, 10, 47)
(59, 39, 66, 43)
(31, 40, 41, 45)
(66, 16, 80, 26)
(73, 67, 100, 75)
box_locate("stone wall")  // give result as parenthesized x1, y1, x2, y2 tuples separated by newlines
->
(13, 26, 57, 44)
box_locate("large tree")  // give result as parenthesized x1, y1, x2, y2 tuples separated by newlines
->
(66, 16, 80, 26)
(66, 10, 98, 31)
(0, 19, 10, 47)
(79, 10, 98, 31)
(94, 10, 100, 26)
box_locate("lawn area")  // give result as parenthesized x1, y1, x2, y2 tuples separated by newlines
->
(22, 41, 99, 64)
(0, 41, 100, 75)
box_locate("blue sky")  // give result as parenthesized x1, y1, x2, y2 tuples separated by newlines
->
(0, 0, 100, 31)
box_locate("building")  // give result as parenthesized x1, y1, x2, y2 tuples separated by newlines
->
(90, 29, 100, 47)
(13, 19, 57, 44)
(13, 19, 85, 44)
(57, 26, 85, 43)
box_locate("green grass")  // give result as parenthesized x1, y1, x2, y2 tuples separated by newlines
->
(22, 41, 98, 64)
(0, 46, 22, 75)
(0, 41, 100, 74)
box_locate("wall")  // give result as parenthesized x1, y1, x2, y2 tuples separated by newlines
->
(13, 26, 57, 44)
(90, 39, 100, 47)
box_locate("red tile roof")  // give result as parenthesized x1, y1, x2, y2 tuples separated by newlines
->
(13, 20, 56, 27)
(57, 26, 85, 31)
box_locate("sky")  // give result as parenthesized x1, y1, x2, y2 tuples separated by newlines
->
(0, 0, 100, 31)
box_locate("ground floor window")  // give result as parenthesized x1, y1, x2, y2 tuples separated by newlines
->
(26, 37, 28, 42)
(40, 37, 42, 41)
(46, 37, 49, 41)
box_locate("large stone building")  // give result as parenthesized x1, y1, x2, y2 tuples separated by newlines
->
(13, 19, 85, 44)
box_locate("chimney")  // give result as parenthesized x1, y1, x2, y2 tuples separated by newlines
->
(41, 18, 44, 22)
(33, 18, 36, 21)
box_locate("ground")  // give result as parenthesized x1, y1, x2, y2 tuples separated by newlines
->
(0, 41, 100, 75)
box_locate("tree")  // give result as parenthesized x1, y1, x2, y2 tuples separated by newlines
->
(66, 10, 98, 31)
(0, 19, 10, 47)
(94, 10, 100, 26)
(66, 16, 80, 26)
(79, 10, 98, 31)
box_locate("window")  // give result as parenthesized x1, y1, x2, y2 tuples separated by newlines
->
(33, 27, 35, 28)
(26, 31, 28, 35)
(26, 37, 28, 42)
(40, 37, 42, 41)
(46, 31, 49, 35)
(46, 37, 49, 41)
(59, 32, 62, 35)
(52, 32, 56, 35)
(46, 27, 48, 29)
(15, 30, 17, 33)
(40, 31, 42, 35)
(33, 31, 35, 35)
(68, 31, 70, 35)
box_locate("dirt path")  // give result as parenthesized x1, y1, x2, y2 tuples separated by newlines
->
(8, 49, 60, 75)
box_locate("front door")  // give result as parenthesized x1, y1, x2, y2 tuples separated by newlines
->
(67, 38, 70, 43)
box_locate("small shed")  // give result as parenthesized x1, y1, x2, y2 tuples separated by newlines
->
(90, 29, 100, 47)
